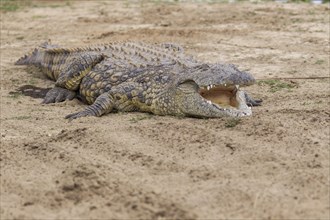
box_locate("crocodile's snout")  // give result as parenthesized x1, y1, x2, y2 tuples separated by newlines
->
(175, 81, 252, 118)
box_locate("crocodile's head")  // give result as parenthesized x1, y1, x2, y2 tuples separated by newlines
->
(167, 63, 255, 118)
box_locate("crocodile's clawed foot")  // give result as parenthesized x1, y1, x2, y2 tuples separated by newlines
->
(65, 110, 95, 121)
(42, 87, 76, 104)
(244, 93, 262, 106)
(66, 92, 114, 120)
(249, 99, 263, 106)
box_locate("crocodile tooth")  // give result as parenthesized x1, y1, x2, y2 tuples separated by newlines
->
(207, 100, 212, 105)
(207, 85, 210, 90)
(235, 84, 239, 89)
(224, 83, 227, 87)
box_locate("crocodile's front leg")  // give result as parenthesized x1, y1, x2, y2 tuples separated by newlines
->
(65, 83, 140, 120)
(65, 91, 115, 120)
(43, 52, 105, 104)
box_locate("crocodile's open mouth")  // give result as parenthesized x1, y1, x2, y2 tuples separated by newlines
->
(199, 84, 252, 116)
(199, 85, 239, 108)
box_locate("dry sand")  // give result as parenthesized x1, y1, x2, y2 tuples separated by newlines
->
(0, 1, 329, 219)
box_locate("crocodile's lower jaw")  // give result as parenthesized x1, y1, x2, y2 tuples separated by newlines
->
(199, 85, 252, 116)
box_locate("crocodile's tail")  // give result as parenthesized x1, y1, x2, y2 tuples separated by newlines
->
(15, 40, 58, 65)
(15, 47, 40, 65)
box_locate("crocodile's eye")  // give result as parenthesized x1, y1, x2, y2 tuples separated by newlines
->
(199, 85, 239, 108)
(178, 80, 199, 93)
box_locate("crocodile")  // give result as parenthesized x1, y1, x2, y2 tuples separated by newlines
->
(15, 41, 261, 120)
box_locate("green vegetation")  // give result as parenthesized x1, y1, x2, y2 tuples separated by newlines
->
(287, 70, 298, 75)
(303, 100, 323, 105)
(0, 0, 71, 12)
(314, 59, 325, 65)
(32, 15, 47, 19)
(150, 0, 330, 3)
(258, 79, 296, 93)
(10, 78, 20, 85)
(290, 0, 330, 2)
(129, 114, 152, 123)
(32, 1, 72, 8)
(0, 0, 21, 11)
(41, 2, 71, 8)
(8, 91, 22, 99)
(225, 118, 241, 128)
(10, 115, 31, 120)
(28, 78, 37, 85)
(16, 36, 24, 40)
(289, 0, 311, 2)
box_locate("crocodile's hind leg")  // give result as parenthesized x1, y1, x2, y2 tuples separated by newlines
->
(43, 52, 105, 104)
(55, 53, 106, 91)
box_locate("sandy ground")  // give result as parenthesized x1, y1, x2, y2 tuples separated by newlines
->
(0, 1, 329, 219)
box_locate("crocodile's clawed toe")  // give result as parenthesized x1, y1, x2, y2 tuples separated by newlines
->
(244, 93, 262, 107)
(251, 99, 263, 106)
(42, 87, 76, 104)
(65, 111, 90, 121)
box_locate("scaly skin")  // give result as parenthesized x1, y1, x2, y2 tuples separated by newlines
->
(16, 41, 262, 119)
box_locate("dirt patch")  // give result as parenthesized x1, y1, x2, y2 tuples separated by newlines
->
(0, 1, 329, 219)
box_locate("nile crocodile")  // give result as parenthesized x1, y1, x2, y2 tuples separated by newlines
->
(15, 41, 261, 120)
